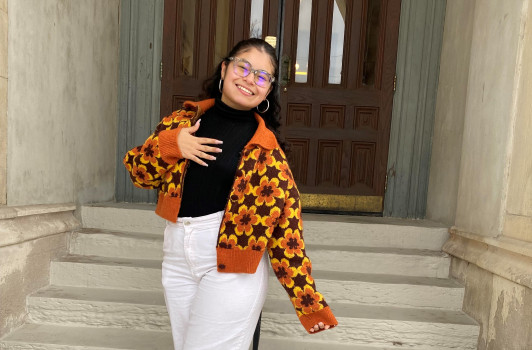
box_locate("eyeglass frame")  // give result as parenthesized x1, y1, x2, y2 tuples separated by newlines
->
(227, 56, 276, 87)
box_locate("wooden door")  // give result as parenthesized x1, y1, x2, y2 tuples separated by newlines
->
(160, 0, 280, 118)
(160, 0, 401, 213)
(279, 0, 401, 213)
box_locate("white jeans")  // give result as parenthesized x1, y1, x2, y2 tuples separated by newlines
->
(162, 211, 269, 350)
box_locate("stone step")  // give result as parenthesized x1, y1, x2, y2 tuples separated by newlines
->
(70, 230, 450, 279)
(258, 338, 402, 350)
(302, 214, 449, 251)
(0, 323, 173, 350)
(51, 247, 450, 296)
(27, 285, 169, 331)
(81, 203, 166, 235)
(70, 229, 163, 260)
(29, 265, 466, 331)
(50, 255, 163, 291)
(23, 285, 476, 349)
(261, 300, 479, 350)
(81, 203, 449, 250)
(308, 245, 450, 278)
(270, 270, 465, 311)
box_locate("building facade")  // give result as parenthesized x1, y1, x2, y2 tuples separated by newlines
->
(0, 0, 531, 348)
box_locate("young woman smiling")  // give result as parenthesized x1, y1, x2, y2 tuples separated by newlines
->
(124, 38, 337, 350)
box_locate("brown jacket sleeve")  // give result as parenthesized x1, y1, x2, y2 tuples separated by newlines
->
(267, 157, 338, 333)
(123, 110, 190, 189)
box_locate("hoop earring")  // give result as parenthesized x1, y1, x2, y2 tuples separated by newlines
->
(256, 99, 269, 113)
(219, 79, 223, 93)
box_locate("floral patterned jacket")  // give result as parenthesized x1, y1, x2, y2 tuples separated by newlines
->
(123, 99, 338, 332)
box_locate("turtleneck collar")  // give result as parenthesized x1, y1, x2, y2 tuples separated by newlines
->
(213, 98, 255, 121)
(183, 98, 279, 150)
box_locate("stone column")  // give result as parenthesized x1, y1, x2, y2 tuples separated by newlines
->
(430, 0, 532, 348)
(6, 0, 120, 206)
(453, 0, 526, 237)
(426, 0, 475, 225)
(0, 0, 7, 205)
(0, 0, 120, 339)
(503, 2, 532, 244)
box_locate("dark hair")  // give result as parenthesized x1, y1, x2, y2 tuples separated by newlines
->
(200, 38, 288, 152)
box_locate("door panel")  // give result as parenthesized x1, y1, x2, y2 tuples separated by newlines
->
(280, 0, 401, 212)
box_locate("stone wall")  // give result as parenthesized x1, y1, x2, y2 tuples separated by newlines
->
(429, 0, 532, 348)
(0, 0, 120, 338)
(6, 0, 120, 206)
(0, 204, 80, 338)
(451, 258, 532, 349)
(0, 0, 7, 205)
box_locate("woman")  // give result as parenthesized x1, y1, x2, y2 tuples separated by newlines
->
(124, 38, 337, 350)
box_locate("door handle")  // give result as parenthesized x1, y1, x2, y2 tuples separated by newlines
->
(280, 55, 291, 91)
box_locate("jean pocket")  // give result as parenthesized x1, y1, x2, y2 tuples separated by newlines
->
(163, 224, 182, 254)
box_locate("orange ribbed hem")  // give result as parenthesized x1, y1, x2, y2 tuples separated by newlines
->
(216, 248, 264, 273)
(159, 128, 183, 164)
(155, 193, 181, 223)
(298, 306, 338, 334)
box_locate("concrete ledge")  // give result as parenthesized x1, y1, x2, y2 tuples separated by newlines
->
(0, 203, 80, 247)
(443, 228, 532, 289)
(0, 203, 76, 220)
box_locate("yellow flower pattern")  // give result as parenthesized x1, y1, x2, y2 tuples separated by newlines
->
(123, 99, 337, 332)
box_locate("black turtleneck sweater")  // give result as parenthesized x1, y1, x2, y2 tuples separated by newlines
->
(178, 99, 258, 218)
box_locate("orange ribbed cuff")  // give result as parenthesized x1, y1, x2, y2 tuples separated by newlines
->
(216, 248, 264, 273)
(298, 306, 338, 334)
(158, 128, 183, 164)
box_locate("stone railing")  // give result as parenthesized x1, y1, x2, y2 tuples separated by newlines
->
(0, 203, 80, 337)
(443, 228, 532, 289)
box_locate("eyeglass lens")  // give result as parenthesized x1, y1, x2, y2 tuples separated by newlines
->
(233, 59, 271, 87)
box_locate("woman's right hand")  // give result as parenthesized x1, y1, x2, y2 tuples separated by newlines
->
(177, 120, 223, 167)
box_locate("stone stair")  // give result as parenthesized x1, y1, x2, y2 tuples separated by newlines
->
(0, 203, 480, 349)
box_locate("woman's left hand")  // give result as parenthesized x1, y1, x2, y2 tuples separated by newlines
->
(309, 322, 330, 333)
